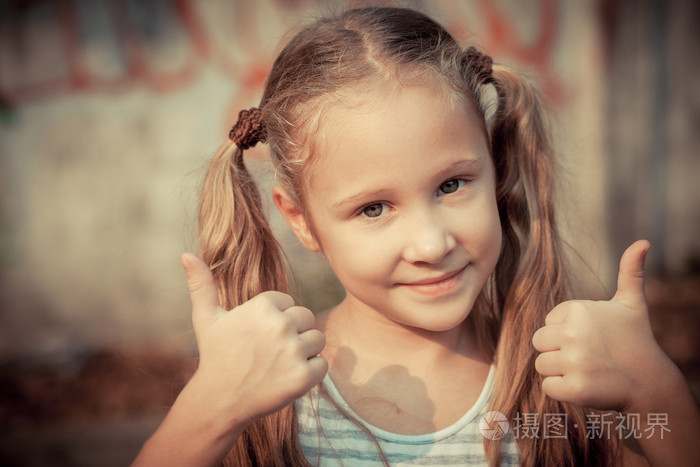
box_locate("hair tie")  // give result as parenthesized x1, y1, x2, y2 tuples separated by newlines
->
(465, 46, 494, 85)
(229, 108, 267, 150)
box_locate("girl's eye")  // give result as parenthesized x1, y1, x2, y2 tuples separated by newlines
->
(362, 203, 385, 218)
(438, 179, 466, 195)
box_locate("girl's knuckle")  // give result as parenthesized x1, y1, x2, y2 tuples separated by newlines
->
(565, 348, 586, 368)
(566, 374, 590, 403)
(268, 313, 293, 335)
(251, 293, 274, 309)
(566, 301, 589, 319)
(307, 329, 325, 346)
(561, 324, 583, 344)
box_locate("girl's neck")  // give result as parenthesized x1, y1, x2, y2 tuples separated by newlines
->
(318, 295, 485, 371)
(315, 295, 491, 435)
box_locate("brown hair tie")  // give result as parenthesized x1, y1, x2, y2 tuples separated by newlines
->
(465, 46, 494, 85)
(228, 108, 267, 150)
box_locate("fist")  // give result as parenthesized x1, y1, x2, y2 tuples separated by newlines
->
(532, 240, 672, 412)
(181, 253, 328, 425)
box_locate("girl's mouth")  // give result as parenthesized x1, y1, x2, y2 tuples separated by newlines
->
(398, 265, 468, 296)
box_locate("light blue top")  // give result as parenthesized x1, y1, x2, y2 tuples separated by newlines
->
(296, 364, 521, 466)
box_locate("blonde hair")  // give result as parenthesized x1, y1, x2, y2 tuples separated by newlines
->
(198, 7, 616, 466)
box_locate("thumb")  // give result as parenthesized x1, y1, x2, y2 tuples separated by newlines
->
(612, 239, 651, 305)
(180, 253, 222, 330)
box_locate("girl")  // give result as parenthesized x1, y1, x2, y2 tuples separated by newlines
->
(135, 7, 699, 466)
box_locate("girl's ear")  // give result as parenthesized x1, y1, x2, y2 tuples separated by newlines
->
(272, 186, 321, 253)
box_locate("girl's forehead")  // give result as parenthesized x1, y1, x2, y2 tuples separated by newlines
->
(304, 84, 489, 192)
(306, 80, 470, 158)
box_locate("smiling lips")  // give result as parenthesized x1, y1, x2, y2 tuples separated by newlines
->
(399, 265, 468, 296)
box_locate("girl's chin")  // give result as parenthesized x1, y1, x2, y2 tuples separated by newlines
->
(394, 309, 474, 334)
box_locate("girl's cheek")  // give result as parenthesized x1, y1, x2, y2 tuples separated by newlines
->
(344, 230, 397, 274)
(325, 225, 376, 261)
(486, 207, 503, 245)
(455, 200, 502, 253)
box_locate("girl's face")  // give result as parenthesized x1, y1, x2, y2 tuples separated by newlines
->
(277, 84, 502, 332)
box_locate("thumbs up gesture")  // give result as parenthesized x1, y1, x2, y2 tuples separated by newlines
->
(532, 240, 675, 412)
(181, 252, 328, 426)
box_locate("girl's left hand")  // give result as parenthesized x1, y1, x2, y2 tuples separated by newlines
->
(532, 239, 676, 413)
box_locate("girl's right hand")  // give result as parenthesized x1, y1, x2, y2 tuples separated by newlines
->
(181, 252, 328, 428)
(132, 255, 327, 466)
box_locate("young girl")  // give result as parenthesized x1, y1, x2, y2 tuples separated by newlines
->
(134, 7, 699, 466)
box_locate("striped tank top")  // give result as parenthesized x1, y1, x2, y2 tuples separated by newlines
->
(296, 364, 521, 466)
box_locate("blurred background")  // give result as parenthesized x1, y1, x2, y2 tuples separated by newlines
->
(0, 0, 698, 465)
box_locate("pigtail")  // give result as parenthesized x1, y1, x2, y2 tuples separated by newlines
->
(223, 404, 310, 467)
(482, 65, 616, 466)
(199, 114, 312, 466)
(199, 119, 287, 309)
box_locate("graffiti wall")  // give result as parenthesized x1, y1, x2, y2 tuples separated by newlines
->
(0, 0, 698, 356)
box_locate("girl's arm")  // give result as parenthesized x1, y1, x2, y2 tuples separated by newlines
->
(132, 254, 328, 466)
(532, 240, 700, 466)
(132, 371, 247, 467)
(619, 361, 700, 467)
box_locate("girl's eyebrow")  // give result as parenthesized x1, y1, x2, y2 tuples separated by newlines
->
(331, 157, 482, 210)
(433, 157, 482, 181)
(332, 188, 393, 210)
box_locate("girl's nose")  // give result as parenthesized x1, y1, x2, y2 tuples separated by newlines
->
(401, 213, 456, 264)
